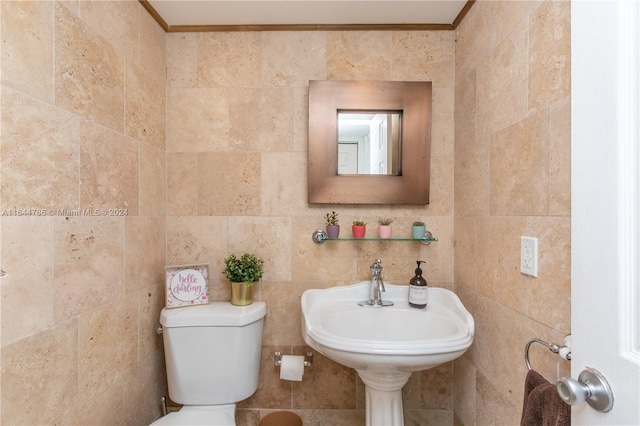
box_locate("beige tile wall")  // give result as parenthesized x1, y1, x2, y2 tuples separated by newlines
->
(453, 1, 572, 425)
(0, 0, 573, 425)
(165, 30, 457, 423)
(1, 1, 166, 425)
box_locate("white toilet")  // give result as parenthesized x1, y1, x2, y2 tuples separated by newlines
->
(151, 301, 267, 426)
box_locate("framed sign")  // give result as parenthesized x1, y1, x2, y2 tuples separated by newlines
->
(165, 264, 209, 308)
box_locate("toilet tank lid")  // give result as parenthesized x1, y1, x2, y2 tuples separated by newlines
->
(160, 301, 266, 328)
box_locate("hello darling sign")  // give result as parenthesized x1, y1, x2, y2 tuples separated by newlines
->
(165, 264, 209, 308)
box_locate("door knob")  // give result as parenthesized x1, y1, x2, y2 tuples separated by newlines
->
(556, 367, 614, 412)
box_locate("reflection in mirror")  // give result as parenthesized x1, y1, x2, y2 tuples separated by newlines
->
(337, 112, 401, 175)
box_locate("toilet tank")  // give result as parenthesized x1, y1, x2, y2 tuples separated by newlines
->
(159, 301, 266, 405)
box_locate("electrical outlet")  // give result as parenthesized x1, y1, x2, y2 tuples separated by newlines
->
(520, 236, 538, 277)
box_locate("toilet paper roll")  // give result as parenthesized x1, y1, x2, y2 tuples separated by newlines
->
(279, 355, 305, 381)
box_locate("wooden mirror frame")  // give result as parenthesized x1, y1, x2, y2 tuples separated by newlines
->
(308, 80, 432, 204)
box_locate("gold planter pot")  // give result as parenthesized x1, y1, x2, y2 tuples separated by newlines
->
(230, 282, 254, 306)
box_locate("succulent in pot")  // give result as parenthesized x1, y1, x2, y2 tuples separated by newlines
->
(352, 220, 367, 239)
(412, 221, 426, 239)
(324, 211, 340, 238)
(223, 253, 264, 305)
(377, 218, 393, 239)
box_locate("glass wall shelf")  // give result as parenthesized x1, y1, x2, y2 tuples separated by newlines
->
(311, 229, 437, 245)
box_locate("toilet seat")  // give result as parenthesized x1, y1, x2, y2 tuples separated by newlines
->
(149, 404, 235, 426)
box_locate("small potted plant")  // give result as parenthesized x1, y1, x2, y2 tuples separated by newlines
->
(412, 221, 426, 239)
(352, 220, 367, 239)
(377, 218, 393, 239)
(324, 211, 340, 239)
(222, 253, 264, 306)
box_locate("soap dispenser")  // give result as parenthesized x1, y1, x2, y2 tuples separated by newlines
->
(408, 260, 428, 309)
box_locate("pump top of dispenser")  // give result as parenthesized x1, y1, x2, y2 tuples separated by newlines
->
(410, 260, 427, 287)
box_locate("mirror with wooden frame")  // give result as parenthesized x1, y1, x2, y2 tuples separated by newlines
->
(308, 80, 432, 204)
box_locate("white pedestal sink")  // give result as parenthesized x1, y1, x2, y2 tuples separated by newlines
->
(301, 282, 474, 426)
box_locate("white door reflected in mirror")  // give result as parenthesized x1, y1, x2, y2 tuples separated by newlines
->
(337, 112, 401, 175)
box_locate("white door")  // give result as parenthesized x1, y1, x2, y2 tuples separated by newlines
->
(572, 0, 640, 424)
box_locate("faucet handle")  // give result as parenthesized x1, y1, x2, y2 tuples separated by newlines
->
(371, 259, 382, 274)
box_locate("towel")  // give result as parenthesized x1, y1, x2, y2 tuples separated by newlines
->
(520, 369, 570, 426)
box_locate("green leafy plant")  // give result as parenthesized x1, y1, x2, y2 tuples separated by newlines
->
(352, 220, 367, 226)
(378, 218, 393, 226)
(324, 211, 339, 226)
(412, 221, 425, 227)
(222, 253, 264, 284)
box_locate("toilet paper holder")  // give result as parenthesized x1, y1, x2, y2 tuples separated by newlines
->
(274, 351, 314, 368)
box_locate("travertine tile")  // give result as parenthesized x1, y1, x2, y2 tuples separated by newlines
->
(261, 32, 327, 87)
(0, 217, 54, 346)
(292, 349, 357, 409)
(1, 87, 80, 210)
(139, 4, 166, 84)
(70, 382, 125, 426)
(125, 216, 166, 294)
(166, 87, 229, 152)
(453, 217, 477, 290)
(125, 61, 166, 149)
(197, 32, 262, 88)
(79, 120, 139, 214)
(475, 216, 527, 312)
(78, 299, 137, 409)
(1, 319, 78, 425)
(290, 218, 357, 283)
(392, 31, 455, 86)
(403, 409, 453, 426)
(167, 33, 197, 88)
(123, 350, 165, 425)
(454, 70, 490, 217)
(55, 3, 124, 132)
(1, 1, 54, 103)
(453, 356, 476, 426)
(476, 27, 529, 136)
(261, 152, 308, 216)
(528, 0, 571, 109)
(523, 216, 571, 332)
(165, 215, 228, 274)
(139, 143, 166, 216)
(53, 216, 124, 322)
(429, 116, 455, 215)
(549, 96, 571, 216)
(419, 362, 452, 409)
(227, 216, 292, 282)
(137, 283, 165, 362)
(166, 153, 198, 216)
(239, 344, 292, 409)
(327, 31, 392, 80)
(259, 281, 322, 347)
(292, 87, 309, 152)
(197, 152, 261, 216)
(78, 0, 139, 62)
(229, 88, 293, 152)
(489, 111, 550, 216)
(455, 1, 506, 79)
(475, 372, 520, 426)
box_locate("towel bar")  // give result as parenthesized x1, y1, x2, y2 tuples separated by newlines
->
(525, 336, 571, 370)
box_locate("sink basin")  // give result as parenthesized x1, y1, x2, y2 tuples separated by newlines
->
(301, 281, 474, 425)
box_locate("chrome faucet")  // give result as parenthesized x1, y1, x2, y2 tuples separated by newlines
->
(358, 259, 394, 307)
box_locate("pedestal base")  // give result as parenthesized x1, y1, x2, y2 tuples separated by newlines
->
(357, 370, 412, 426)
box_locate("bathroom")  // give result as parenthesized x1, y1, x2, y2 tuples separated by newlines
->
(1, 1, 574, 425)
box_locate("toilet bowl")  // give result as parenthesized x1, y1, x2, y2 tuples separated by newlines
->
(150, 301, 266, 426)
(150, 405, 235, 425)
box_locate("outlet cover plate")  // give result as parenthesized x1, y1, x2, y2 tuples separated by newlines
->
(520, 236, 538, 277)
